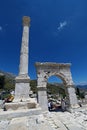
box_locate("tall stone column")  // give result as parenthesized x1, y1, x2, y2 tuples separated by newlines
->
(19, 16, 30, 76)
(14, 16, 31, 102)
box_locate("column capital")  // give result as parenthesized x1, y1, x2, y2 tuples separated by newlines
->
(23, 16, 30, 26)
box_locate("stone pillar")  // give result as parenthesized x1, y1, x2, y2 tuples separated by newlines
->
(37, 87, 48, 111)
(14, 16, 31, 102)
(66, 85, 79, 109)
(19, 16, 30, 76)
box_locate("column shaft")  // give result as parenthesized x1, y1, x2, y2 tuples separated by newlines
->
(19, 26, 29, 75)
(14, 16, 31, 102)
(66, 86, 79, 109)
(37, 87, 48, 111)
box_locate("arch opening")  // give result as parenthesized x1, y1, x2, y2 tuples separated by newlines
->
(47, 75, 66, 112)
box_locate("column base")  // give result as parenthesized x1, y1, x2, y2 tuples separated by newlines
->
(14, 75, 30, 102)
(5, 98, 39, 111)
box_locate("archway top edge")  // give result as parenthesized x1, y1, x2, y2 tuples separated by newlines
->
(35, 62, 71, 67)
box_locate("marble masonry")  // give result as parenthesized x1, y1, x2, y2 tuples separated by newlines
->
(5, 16, 38, 110)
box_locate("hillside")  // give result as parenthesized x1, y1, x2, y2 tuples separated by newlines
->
(0, 70, 87, 99)
(0, 70, 16, 79)
(0, 70, 16, 91)
(76, 84, 87, 90)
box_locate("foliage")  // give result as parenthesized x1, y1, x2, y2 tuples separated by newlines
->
(30, 80, 66, 98)
(0, 92, 11, 100)
(0, 75, 5, 89)
(79, 92, 85, 99)
(47, 83, 66, 98)
(0, 75, 15, 91)
(30, 80, 37, 93)
(76, 87, 85, 99)
(4, 77, 15, 91)
(76, 87, 80, 95)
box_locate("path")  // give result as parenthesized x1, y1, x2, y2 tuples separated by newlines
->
(0, 106, 87, 130)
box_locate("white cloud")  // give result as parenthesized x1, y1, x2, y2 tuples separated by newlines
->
(0, 26, 2, 31)
(57, 21, 67, 31)
(5, 24, 8, 26)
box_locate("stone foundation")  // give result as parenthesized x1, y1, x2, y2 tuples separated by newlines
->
(5, 100, 38, 111)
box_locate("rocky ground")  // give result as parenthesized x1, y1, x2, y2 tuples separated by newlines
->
(0, 105, 87, 130)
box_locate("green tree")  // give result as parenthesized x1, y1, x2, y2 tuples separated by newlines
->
(30, 80, 37, 93)
(0, 75, 5, 90)
(76, 87, 80, 96)
(4, 77, 15, 91)
(47, 83, 66, 99)
(76, 87, 85, 99)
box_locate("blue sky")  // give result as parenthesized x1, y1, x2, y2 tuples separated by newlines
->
(0, 0, 87, 85)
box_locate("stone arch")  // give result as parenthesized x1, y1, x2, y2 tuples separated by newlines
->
(35, 62, 78, 111)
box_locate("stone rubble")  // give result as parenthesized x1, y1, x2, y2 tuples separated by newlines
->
(0, 120, 10, 130)
(0, 106, 87, 130)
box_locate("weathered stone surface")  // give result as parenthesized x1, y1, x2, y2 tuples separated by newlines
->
(22, 16, 30, 26)
(67, 87, 79, 109)
(5, 101, 37, 111)
(0, 120, 10, 130)
(7, 115, 53, 130)
(14, 16, 31, 102)
(35, 62, 74, 86)
(14, 82, 30, 102)
(7, 117, 28, 130)
(38, 90, 48, 111)
(1, 106, 87, 130)
(35, 62, 78, 111)
(0, 100, 4, 109)
(0, 107, 42, 120)
(66, 125, 84, 130)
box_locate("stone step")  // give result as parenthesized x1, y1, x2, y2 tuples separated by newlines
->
(0, 107, 42, 120)
(7, 115, 53, 130)
(5, 101, 37, 111)
(67, 125, 85, 130)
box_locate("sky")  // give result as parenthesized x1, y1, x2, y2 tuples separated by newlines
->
(0, 0, 87, 85)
